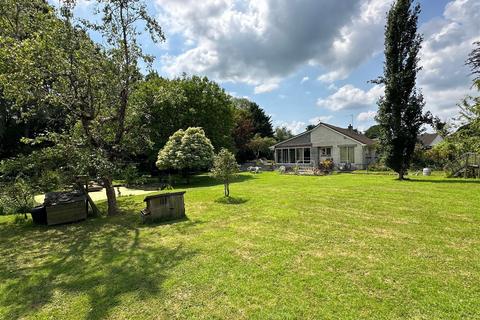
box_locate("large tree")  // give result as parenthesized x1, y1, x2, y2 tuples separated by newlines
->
(75, 0, 164, 215)
(274, 126, 294, 142)
(0, 0, 165, 215)
(0, 0, 69, 159)
(132, 74, 235, 167)
(233, 98, 274, 138)
(374, 0, 428, 180)
(232, 98, 273, 161)
(232, 107, 255, 162)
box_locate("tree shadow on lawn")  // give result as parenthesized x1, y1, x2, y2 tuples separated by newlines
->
(405, 178, 480, 184)
(166, 173, 256, 189)
(214, 196, 249, 205)
(0, 212, 198, 320)
(119, 174, 256, 199)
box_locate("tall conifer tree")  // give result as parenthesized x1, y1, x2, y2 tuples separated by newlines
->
(374, 0, 427, 180)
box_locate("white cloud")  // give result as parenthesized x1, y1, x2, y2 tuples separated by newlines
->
(327, 83, 338, 91)
(418, 0, 480, 118)
(309, 115, 333, 124)
(76, 0, 93, 8)
(317, 0, 394, 83)
(357, 110, 377, 122)
(275, 121, 306, 134)
(254, 82, 280, 94)
(157, 0, 391, 87)
(300, 76, 309, 84)
(316, 84, 383, 111)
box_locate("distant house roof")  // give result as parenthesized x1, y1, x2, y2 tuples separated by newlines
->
(273, 122, 375, 148)
(418, 133, 442, 147)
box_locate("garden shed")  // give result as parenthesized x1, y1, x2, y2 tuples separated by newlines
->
(141, 191, 186, 223)
(33, 191, 88, 226)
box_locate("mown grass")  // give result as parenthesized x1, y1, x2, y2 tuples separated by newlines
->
(1, 172, 479, 319)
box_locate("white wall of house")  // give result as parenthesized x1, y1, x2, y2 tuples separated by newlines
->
(274, 124, 376, 169)
(310, 125, 366, 168)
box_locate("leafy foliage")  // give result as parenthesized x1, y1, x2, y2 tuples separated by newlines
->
(233, 98, 274, 138)
(374, 0, 428, 179)
(246, 134, 276, 160)
(430, 42, 480, 165)
(274, 126, 294, 142)
(232, 98, 274, 162)
(132, 74, 235, 167)
(0, 177, 35, 215)
(210, 149, 239, 197)
(364, 124, 381, 139)
(0, 0, 165, 215)
(156, 127, 214, 173)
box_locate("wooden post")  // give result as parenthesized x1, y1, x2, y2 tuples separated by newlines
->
(85, 176, 89, 214)
(76, 175, 100, 216)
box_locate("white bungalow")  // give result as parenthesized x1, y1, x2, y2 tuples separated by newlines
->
(272, 122, 377, 170)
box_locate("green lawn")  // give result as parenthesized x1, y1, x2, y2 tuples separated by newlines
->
(1, 172, 480, 319)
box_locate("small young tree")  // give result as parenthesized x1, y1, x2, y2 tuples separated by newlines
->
(156, 127, 214, 180)
(210, 149, 239, 197)
(247, 134, 276, 159)
(373, 0, 428, 180)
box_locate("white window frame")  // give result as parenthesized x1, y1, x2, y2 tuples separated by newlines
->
(339, 145, 355, 163)
(319, 146, 332, 157)
(275, 147, 311, 164)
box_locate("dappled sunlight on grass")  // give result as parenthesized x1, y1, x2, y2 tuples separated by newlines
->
(1, 172, 480, 318)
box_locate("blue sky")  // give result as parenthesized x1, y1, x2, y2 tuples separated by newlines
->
(55, 0, 479, 133)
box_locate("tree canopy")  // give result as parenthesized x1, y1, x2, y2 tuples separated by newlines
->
(364, 125, 381, 139)
(132, 74, 235, 167)
(274, 126, 294, 142)
(0, 0, 165, 215)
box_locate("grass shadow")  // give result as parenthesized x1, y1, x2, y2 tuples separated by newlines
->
(0, 206, 198, 319)
(172, 173, 256, 189)
(214, 196, 249, 205)
(405, 178, 480, 184)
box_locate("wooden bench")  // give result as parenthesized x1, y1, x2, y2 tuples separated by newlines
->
(140, 191, 186, 223)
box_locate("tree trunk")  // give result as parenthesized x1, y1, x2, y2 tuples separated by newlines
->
(103, 177, 118, 216)
(398, 170, 405, 180)
(224, 182, 230, 197)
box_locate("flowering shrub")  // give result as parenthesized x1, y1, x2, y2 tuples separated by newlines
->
(320, 159, 334, 171)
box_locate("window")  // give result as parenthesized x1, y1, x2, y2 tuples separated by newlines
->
(340, 146, 355, 163)
(320, 147, 332, 157)
(276, 149, 282, 163)
(289, 149, 296, 163)
(282, 149, 288, 163)
(304, 148, 311, 163)
(296, 148, 304, 163)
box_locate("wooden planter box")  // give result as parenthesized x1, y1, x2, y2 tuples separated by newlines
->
(141, 191, 186, 223)
(44, 191, 87, 226)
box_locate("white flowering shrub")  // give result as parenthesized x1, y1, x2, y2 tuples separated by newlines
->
(156, 127, 215, 172)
